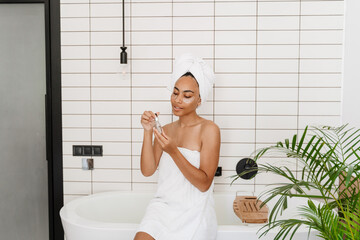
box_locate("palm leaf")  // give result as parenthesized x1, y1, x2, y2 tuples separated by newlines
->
(231, 124, 360, 240)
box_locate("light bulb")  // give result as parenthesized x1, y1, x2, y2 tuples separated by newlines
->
(120, 63, 128, 74)
(116, 63, 130, 81)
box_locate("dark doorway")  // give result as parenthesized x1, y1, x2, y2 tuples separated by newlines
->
(0, 1, 63, 240)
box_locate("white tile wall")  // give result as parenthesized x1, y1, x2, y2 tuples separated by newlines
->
(61, 0, 344, 203)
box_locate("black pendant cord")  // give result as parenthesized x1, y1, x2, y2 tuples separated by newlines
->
(120, 0, 127, 64)
(122, 0, 125, 48)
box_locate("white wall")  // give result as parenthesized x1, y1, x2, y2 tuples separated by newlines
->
(342, 0, 360, 128)
(60, 0, 345, 204)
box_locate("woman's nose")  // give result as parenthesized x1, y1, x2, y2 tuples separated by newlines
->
(175, 95, 182, 103)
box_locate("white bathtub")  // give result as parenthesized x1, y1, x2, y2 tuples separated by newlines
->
(60, 191, 321, 240)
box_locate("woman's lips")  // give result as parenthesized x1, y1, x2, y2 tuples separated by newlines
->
(173, 106, 183, 111)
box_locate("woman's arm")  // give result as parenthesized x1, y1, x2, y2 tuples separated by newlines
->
(140, 111, 163, 177)
(154, 122, 221, 192)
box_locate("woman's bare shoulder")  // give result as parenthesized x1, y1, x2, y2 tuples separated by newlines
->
(200, 120, 220, 152)
(201, 119, 220, 135)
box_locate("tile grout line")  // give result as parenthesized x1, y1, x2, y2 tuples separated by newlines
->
(253, 0, 258, 193)
(61, 29, 345, 32)
(213, 0, 215, 123)
(61, 114, 342, 116)
(60, 14, 345, 18)
(61, 71, 344, 74)
(171, 0, 174, 124)
(61, 56, 344, 59)
(62, 127, 335, 131)
(130, 0, 133, 191)
(89, 0, 94, 195)
(62, 1, 345, 4)
(296, 0, 302, 179)
(61, 86, 343, 89)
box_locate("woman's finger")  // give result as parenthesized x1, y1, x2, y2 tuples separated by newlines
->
(142, 115, 150, 120)
(151, 111, 157, 119)
(153, 129, 165, 146)
(154, 128, 166, 142)
(161, 128, 168, 140)
(145, 111, 154, 120)
(142, 117, 152, 124)
(153, 128, 161, 138)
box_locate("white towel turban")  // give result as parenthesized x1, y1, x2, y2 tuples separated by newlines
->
(167, 53, 215, 105)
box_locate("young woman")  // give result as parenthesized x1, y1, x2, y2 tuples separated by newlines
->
(134, 54, 221, 240)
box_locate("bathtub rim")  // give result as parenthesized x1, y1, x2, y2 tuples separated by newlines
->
(60, 190, 314, 234)
(60, 191, 157, 229)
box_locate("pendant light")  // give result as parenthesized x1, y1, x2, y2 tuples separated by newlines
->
(118, 0, 129, 79)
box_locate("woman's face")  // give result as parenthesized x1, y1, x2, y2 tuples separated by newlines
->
(171, 75, 201, 117)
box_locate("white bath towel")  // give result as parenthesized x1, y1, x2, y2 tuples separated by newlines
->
(136, 147, 217, 240)
(167, 53, 215, 105)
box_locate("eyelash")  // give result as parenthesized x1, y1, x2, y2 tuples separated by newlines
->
(173, 93, 191, 98)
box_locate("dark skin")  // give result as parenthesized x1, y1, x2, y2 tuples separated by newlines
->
(134, 76, 221, 240)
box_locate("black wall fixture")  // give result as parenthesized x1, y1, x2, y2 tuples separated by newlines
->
(73, 145, 103, 156)
(215, 166, 222, 176)
(236, 158, 258, 180)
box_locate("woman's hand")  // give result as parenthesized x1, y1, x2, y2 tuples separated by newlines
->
(140, 111, 158, 131)
(153, 128, 177, 155)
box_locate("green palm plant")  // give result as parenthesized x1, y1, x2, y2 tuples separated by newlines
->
(231, 125, 360, 240)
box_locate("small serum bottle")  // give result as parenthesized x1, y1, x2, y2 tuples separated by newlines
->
(154, 113, 162, 134)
